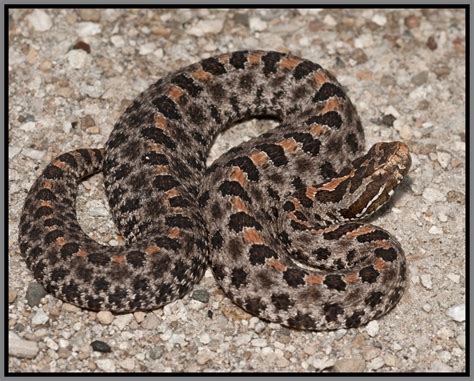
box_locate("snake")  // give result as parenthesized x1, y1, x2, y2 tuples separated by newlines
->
(18, 50, 411, 330)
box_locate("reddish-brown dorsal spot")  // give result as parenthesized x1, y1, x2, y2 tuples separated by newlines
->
(247, 51, 262, 65)
(52, 160, 66, 169)
(145, 246, 160, 255)
(167, 85, 184, 102)
(344, 272, 359, 284)
(305, 186, 318, 200)
(41, 180, 54, 189)
(191, 69, 212, 82)
(231, 196, 248, 213)
(321, 98, 342, 114)
(268, 259, 287, 272)
(76, 249, 88, 257)
(309, 124, 327, 136)
(279, 56, 302, 70)
(313, 71, 330, 85)
(306, 274, 324, 285)
(40, 200, 53, 208)
(111, 255, 126, 264)
(242, 227, 264, 244)
(165, 188, 179, 198)
(249, 151, 268, 167)
(167, 227, 181, 238)
(218, 53, 230, 65)
(346, 225, 375, 239)
(154, 165, 169, 175)
(55, 237, 66, 246)
(154, 114, 168, 130)
(374, 257, 386, 271)
(374, 240, 393, 250)
(230, 166, 246, 186)
(276, 138, 298, 153)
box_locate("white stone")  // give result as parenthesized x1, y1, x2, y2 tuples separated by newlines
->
(9, 146, 22, 159)
(170, 333, 186, 345)
(235, 334, 252, 346)
(365, 320, 379, 337)
(9, 332, 39, 358)
(312, 357, 335, 370)
(27, 10, 52, 32)
(437, 151, 451, 168)
(323, 14, 337, 26)
(446, 304, 465, 322)
(249, 17, 268, 32)
(422, 303, 432, 312)
(430, 360, 452, 372)
(371, 14, 387, 26)
(76, 22, 101, 37)
(385, 105, 400, 118)
(446, 273, 460, 283)
(19, 121, 37, 132)
(97, 311, 114, 325)
(251, 338, 267, 347)
(31, 309, 49, 325)
(368, 356, 385, 370)
(199, 333, 211, 345)
(139, 42, 156, 55)
(133, 311, 145, 323)
(66, 50, 91, 69)
(22, 148, 45, 160)
(96, 359, 116, 372)
(114, 314, 133, 330)
(120, 358, 135, 371)
(188, 19, 224, 36)
(45, 337, 59, 351)
(422, 187, 446, 203)
(333, 358, 366, 372)
(420, 274, 433, 289)
(429, 225, 442, 235)
(438, 212, 448, 222)
(111, 35, 125, 47)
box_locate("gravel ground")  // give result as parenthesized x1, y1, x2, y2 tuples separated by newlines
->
(8, 8, 465, 373)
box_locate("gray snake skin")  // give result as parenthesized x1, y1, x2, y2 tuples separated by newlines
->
(19, 50, 411, 330)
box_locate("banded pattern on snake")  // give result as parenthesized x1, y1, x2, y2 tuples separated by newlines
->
(19, 50, 411, 330)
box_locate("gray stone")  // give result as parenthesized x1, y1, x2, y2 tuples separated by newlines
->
(26, 282, 47, 307)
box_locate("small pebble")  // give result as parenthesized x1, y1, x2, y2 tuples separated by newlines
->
(120, 358, 135, 371)
(422, 187, 446, 203)
(149, 346, 164, 360)
(96, 359, 116, 372)
(456, 334, 466, 349)
(430, 360, 452, 372)
(9, 289, 17, 303)
(365, 320, 379, 337)
(27, 10, 52, 32)
(191, 289, 210, 303)
(66, 49, 91, 69)
(404, 15, 420, 28)
(420, 274, 433, 289)
(45, 337, 59, 351)
(26, 282, 47, 307)
(249, 17, 268, 32)
(76, 22, 101, 37)
(312, 357, 335, 370)
(251, 338, 267, 347)
(62, 303, 81, 313)
(188, 18, 224, 36)
(141, 313, 161, 329)
(9, 332, 39, 358)
(371, 14, 387, 26)
(446, 304, 465, 322)
(96, 311, 114, 325)
(323, 14, 337, 26)
(114, 314, 133, 330)
(333, 358, 366, 372)
(91, 340, 112, 353)
(31, 309, 49, 325)
(427, 35, 438, 50)
(384, 353, 397, 367)
(428, 225, 443, 235)
(368, 356, 385, 370)
(72, 40, 91, 54)
(133, 311, 145, 323)
(199, 333, 211, 345)
(446, 273, 460, 283)
(437, 151, 451, 169)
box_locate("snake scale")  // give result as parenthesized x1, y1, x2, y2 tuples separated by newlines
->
(19, 50, 411, 330)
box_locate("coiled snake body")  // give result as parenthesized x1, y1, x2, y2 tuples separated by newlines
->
(19, 50, 411, 330)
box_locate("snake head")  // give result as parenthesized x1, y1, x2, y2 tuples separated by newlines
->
(338, 141, 411, 220)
